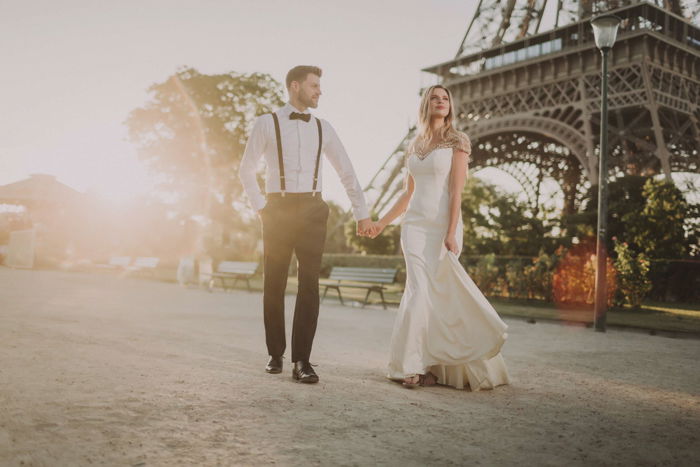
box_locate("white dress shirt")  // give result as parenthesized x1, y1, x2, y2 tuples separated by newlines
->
(238, 103, 370, 221)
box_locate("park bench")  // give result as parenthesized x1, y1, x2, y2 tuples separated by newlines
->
(95, 256, 131, 270)
(125, 257, 160, 277)
(320, 267, 398, 309)
(208, 261, 258, 292)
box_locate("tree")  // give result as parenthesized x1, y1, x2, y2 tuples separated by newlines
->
(613, 239, 652, 308)
(324, 201, 354, 254)
(627, 178, 693, 259)
(125, 67, 285, 256)
(461, 177, 556, 256)
(565, 175, 697, 259)
(563, 175, 648, 247)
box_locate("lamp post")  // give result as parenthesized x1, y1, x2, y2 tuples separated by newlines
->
(591, 14, 621, 332)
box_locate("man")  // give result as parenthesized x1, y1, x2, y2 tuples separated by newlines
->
(238, 65, 372, 384)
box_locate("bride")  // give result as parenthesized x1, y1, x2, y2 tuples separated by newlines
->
(367, 85, 510, 390)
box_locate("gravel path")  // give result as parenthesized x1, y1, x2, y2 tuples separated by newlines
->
(1, 267, 698, 466)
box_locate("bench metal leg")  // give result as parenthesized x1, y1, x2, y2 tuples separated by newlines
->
(322, 285, 343, 305)
(379, 289, 387, 310)
(330, 286, 344, 305)
(337, 287, 344, 306)
(210, 276, 224, 292)
(322, 285, 329, 302)
(361, 288, 372, 308)
(245, 278, 251, 292)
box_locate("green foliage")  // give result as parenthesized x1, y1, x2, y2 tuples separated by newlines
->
(565, 175, 697, 260)
(613, 239, 652, 308)
(505, 260, 529, 299)
(467, 253, 500, 295)
(315, 251, 697, 304)
(461, 177, 559, 257)
(551, 240, 616, 306)
(324, 201, 354, 254)
(626, 179, 692, 259)
(564, 176, 640, 246)
(647, 259, 700, 302)
(125, 66, 285, 228)
(522, 249, 558, 301)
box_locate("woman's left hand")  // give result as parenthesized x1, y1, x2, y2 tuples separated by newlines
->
(444, 235, 459, 255)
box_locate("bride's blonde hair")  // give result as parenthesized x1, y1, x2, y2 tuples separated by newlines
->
(408, 85, 470, 157)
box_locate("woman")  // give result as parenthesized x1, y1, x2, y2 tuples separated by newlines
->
(368, 85, 510, 390)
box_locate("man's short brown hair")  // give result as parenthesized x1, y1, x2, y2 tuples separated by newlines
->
(286, 65, 322, 88)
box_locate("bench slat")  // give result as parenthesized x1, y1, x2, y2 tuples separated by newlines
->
(330, 267, 396, 273)
(216, 261, 258, 274)
(321, 267, 396, 310)
(329, 272, 395, 278)
(326, 267, 397, 284)
(329, 277, 395, 284)
(132, 257, 159, 268)
(109, 256, 131, 267)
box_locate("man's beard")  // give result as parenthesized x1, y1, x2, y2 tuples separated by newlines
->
(299, 91, 318, 109)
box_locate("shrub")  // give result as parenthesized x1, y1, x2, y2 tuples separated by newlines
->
(613, 240, 652, 308)
(467, 253, 500, 295)
(505, 260, 529, 298)
(647, 259, 700, 302)
(552, 240, 616, 307)
(523, 250, 558, 301)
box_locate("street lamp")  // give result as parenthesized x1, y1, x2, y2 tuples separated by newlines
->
(591, 14, 621, 332)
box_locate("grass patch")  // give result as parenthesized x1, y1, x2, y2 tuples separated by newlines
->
(488, 298, 700, 334)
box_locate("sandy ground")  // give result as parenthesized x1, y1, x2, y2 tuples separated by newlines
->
(0, 267, 699, 467)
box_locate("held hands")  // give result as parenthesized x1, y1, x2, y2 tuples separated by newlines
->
(357, 219, 385, 238)
(366, 221, 385, 239)
(357, 218, 372, 237)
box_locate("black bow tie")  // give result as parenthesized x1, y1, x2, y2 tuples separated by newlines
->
(289, 112, 311, 122)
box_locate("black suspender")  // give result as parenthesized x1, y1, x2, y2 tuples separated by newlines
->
(313, 117, 322, 196)
(270, 112, 323, 197)
(271, 113, 286, 195)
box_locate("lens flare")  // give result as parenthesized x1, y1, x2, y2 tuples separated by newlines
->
(552, 237, 617, 324)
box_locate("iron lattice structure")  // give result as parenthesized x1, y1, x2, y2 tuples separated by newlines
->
(365, 0, 700, 216)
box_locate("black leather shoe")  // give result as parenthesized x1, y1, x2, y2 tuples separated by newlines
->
(292, 361, 319, 384)
(265, 356, 283, 374)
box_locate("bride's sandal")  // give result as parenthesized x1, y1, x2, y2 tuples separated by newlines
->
(402, 374, 421, 388)
(420, 372, 438, 386)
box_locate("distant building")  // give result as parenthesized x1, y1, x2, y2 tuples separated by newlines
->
(0, 174, 85, 268)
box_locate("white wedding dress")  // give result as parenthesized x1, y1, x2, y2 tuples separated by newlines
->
(387, 145, 510, 390)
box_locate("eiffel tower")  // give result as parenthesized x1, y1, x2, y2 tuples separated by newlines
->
(365, 0, 700, 217)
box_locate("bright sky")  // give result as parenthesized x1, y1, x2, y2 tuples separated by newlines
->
(1, 0, 555, 208)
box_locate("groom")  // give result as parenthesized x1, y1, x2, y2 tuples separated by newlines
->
(238, 65, 372, 384)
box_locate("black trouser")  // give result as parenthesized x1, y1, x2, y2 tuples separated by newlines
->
(260, 193, 329, 362)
